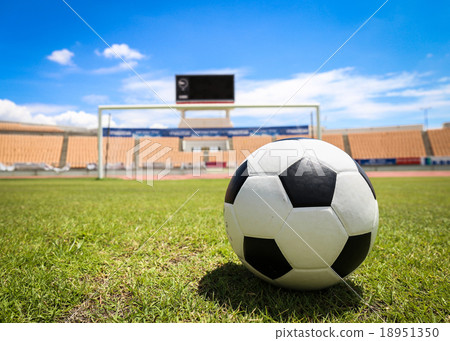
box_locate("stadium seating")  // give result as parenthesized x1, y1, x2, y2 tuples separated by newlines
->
(232, 136, 272, 164)
(139, 137, 179, 150)
(66, 136, 135, 168)
(276, 134, 345, 151)
(170, 151, 200, 168)
(0, 134, 63, 166)
(348, 130, 426, 159)
(104, 137, 135, 165)
(66, 137, 97, 168)
(2, 125, 449, 172)
(322, 134, 345, 151)
(138, 137, 180, 167)
(207, 150, 236, 168)
(428, 128, 450, 156)
(0, 122, 63, 133)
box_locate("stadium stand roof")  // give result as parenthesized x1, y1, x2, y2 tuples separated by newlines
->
(0, 121, 63, 133)
(178, 117, 233, 128)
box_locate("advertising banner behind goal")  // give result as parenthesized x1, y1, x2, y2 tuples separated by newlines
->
(103, 125, 309, 138)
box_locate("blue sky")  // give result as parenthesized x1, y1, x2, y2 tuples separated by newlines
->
(0, 0, 449, 129)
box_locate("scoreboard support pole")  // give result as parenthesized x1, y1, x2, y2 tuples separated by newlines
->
(97, 103, 320, 179)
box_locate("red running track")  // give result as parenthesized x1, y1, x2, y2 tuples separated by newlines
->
(365, 171, 450, 178)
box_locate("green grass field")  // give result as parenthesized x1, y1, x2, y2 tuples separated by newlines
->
(0, 177, 448, 322)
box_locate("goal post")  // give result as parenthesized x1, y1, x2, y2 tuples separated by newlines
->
(97, 103, 320, 179)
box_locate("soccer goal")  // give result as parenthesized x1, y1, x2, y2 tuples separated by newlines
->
(97, 103, 321, 179)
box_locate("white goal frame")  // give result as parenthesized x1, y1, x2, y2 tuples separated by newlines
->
(97, 103, 321, 179)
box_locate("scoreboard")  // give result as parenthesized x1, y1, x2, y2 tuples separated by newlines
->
(176, 75, 234, 103)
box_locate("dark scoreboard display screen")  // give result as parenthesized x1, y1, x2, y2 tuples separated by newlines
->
(176, 75, 234, 103)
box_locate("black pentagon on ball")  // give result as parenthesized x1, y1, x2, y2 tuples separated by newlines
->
(331, 232, 371, 278)
(225, 160, 249, 204)
(244, 236, 292, 280)
(279, 157, 337, 207)
(354, 161, 376, 200)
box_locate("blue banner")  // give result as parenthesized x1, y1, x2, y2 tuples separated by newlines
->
(424, 157, 450, 165)
(103, 125, 309, 138)
(357, 158, 397, 166)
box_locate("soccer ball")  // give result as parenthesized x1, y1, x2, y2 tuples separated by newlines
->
(224, 138, 378, 290)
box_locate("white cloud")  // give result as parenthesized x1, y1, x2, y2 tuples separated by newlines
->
(92, 61, 138, 74)
(34, 111, 116, 129)
(386, 84, 450, 98)
(118, 68, 450, 128)
(0, 99, 116, 129)
(121, 75, 174, 103)
(0, 99, 33, 122)
(181, 67, 249, 80)
(3, 68, 449, 130)
(24, 103, 75, 115)
(93, 44, 143, 74)
(233, 69, 450, 122)
(82, 94, 110, 105)
(150, 123, 168, 129)
(101, 44, 144, 60)
(47, 49, 75, 66)
(113, 109, 178, 128)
